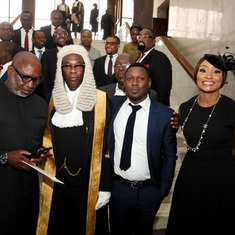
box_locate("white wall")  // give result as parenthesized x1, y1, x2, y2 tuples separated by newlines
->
(167, 0, 235, 107)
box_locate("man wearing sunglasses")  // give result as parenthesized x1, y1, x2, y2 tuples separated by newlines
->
(0, 51, 48, 234)
(137, 28, 172, 106)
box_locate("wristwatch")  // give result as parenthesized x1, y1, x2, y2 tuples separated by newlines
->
(0, 151, 8, 165)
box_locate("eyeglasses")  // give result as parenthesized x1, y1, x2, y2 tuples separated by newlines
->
(137, 35, 155, 40)
(114, 63, 130, 69)
(11, 65, 43, 85)
(0, 28, 13, 32)
(105, 42, 119, 46)
(61, 64, 85, 71)
(53, 32, 68, 38)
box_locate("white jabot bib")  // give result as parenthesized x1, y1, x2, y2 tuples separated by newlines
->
(52, 84, 84, 128)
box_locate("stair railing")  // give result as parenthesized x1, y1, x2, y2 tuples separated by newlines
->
(156, 36, 194, 79)
(11, 14, 21, 26)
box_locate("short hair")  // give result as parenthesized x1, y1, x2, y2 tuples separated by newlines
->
(32, 30, 45, 38)
(106, 35, 120, 44)
(125, 62, 149, 75)
(141, 28, 156, 39)
(51, 10, 63, 16)
(80, 29, 92, 35)
(0, 41, 17, 58)
(20, 11, 34, 19)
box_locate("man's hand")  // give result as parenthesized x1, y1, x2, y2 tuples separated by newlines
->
(171, 112, 179, 130)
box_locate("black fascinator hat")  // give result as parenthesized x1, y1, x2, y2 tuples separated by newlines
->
(204, 53, 235, 75)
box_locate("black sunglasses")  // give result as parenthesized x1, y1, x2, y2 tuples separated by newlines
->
(11, 64, 43, 85)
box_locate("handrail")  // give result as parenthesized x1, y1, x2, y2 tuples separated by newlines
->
(156, 36, 194, 79)
(11, 14, 21, 26)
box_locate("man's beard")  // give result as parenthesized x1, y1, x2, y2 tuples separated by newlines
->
(138, 44, 145, 52)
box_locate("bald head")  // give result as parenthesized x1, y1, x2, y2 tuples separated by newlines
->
(116, 53, 135, 64)
(5, 51, 42, 97)
(114, 53, 135, 89)
(0, 21, 14, 41)
(13, 51, 41, 67)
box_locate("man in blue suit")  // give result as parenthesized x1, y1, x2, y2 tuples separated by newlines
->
(108, 63, 177, 235)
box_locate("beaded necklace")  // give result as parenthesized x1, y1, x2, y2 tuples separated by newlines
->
(181, 94, 221, 152)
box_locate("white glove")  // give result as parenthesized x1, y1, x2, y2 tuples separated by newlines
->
(95, 191, 111, 210)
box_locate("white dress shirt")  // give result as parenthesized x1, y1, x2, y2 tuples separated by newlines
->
(113, 95, 151, 180)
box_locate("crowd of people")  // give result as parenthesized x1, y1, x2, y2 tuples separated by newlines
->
(55, 0, 114, 40)
(1, 3, 235, 235)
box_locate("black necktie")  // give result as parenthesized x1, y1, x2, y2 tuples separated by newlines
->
(108, 55, 113, 77)
(120, 103, 141, 171)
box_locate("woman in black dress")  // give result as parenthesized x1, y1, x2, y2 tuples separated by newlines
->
(166, 53, 235, 235)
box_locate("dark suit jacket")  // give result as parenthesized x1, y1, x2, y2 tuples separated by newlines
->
(40, 25, 74, 49)
(0, 71, 7, 82)
(12, 27, 34, 50)
(108, 96, 177, 197)
(93, 55, 117, 87)
(39, 47, 58, 99)
(137, 49, 172, 106)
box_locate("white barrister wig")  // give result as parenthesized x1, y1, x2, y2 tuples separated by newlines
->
(52, 44, 96, 114)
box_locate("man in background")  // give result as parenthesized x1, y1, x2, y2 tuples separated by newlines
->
(40, 10, 73, 49)
(137, 28, 172, 106)
(93, 35, 120, 87)
(80, 29, 101, 67)
(101, 9, 114, 40)
(0, 21, 25, 52)
(12, 11, 34, 51)
(72, 0, 84, 34)
(30, 30, 47, 61)
(0, 41, 17, 82)
(56, 0, 71, 28)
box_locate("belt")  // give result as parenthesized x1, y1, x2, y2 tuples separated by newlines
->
(114, 174, 152, 189)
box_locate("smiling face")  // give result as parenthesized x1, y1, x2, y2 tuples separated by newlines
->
(137, 29, 156, 52)
(124, 65, 151, 104)
(61, 53, 85, 91)
(53, 28, 69, 47)
(105, 36, 120, 55)
(196, 59, 224, 93)
(32, 31, 46, 49)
